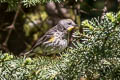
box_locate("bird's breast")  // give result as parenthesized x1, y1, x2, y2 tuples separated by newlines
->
(40, 31, 69, 54)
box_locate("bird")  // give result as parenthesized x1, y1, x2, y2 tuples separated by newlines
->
(20, 19, 78, 57)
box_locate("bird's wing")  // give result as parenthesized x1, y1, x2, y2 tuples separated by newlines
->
(32, 27, 56, 49)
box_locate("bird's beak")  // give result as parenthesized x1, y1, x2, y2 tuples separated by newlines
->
(67, 24, 79, 31)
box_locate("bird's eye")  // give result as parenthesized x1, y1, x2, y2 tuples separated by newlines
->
(68, 22, 72, 25)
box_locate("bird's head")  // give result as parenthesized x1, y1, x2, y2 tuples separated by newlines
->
(58, 19, 79, 32)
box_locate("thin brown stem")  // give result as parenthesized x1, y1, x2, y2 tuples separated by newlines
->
(101, 0, 108, 19)
(3, 2, 21, 48)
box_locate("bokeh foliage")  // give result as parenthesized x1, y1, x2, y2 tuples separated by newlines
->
(0, 0, 119, 54)
(0, 0, 64, 9)
(0, 12, 120, 80)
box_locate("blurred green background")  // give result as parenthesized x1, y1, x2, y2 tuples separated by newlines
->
(0, 0, 119, 55)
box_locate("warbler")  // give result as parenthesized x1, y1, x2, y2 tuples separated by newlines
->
(21, 19, 78, 56)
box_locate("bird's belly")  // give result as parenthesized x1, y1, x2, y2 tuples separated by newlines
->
(43, 39, 68, 54)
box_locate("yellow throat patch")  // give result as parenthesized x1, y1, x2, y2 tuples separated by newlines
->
(67, 26, 74, 31)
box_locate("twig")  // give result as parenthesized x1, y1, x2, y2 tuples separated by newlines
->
(101, 0, 108, 19)
(2, 2, 21, 48)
